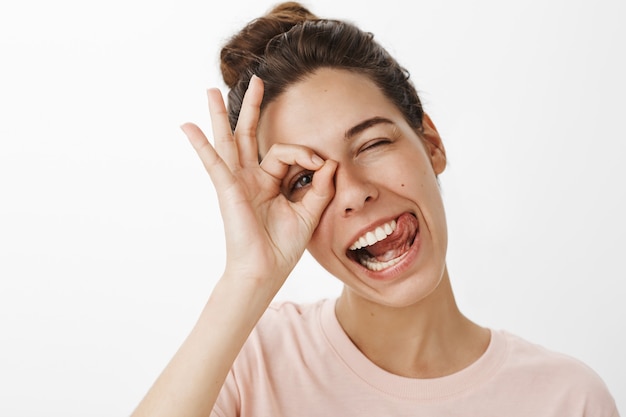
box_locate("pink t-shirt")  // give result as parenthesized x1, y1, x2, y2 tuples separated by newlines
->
(212, 299, 619, 417)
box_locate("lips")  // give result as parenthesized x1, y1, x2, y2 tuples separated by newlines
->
(347, 213, 419, 272)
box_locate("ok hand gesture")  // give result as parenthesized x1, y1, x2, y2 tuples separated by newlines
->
(181, 76, 336, 299)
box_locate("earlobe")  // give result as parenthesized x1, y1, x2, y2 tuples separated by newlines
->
(421, 113, 447, 175)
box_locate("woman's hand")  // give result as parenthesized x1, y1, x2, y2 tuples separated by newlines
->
(132, 78, 335, 416)
(181, 75, 336, 298)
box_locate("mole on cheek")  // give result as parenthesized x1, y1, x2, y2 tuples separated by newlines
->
(401, 183, 405, 187)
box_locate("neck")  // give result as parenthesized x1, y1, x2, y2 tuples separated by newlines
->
(335, 268, 489, 378)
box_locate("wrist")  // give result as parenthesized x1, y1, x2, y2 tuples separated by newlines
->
(211, 272, 279, 317)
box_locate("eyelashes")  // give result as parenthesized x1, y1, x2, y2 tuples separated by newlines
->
(281, 169, 315, 202)
(283, 138, 393, 199)
(359, 139, 392, 153)
(289, 170, 314, 194)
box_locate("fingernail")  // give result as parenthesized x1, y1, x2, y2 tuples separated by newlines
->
(311, 154, 324, 166)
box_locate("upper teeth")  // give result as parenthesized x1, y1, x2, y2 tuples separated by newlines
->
(349, 220, 397, 250)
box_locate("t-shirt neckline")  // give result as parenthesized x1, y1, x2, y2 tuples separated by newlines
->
(318, 298, 507, 401)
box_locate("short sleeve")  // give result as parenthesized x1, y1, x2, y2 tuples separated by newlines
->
(211, 367, 240, 417)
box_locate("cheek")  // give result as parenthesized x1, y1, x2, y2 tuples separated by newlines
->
(392, 157, 446, 226)
(382, 159, 429, 194)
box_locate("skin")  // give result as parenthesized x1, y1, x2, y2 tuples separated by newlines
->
(131, 69, 489, 417)
(258, 68, 489, 378)
(257, 68, 449, 307)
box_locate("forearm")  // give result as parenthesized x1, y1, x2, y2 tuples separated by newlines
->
(136, 74, 334, 417)
(131, 275, 274, 417)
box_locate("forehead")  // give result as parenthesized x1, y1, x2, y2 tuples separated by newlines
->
(256, 68, 404, 156)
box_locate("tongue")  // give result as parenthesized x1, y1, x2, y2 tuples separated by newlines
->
(366, 213, 418, 261)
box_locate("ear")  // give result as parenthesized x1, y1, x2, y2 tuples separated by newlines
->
(421, 113, 446, 175)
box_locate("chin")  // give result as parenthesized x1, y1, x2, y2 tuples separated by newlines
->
(334, 261, 448, 310)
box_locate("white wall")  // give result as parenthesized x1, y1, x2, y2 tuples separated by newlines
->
(0, 0, 623, 415)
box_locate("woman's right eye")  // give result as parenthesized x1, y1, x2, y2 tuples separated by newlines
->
(290, 171, 314, 193)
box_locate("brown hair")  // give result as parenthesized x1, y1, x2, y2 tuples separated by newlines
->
(220, 2, 424, 134)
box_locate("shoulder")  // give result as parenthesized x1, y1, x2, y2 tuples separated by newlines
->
(501, 331, 605, 381)
(237, 299, 332, 361)
(254, 299, 327, 336)
(213, 300, 330, 416)
(261, 298, 326, 322)
(495, 330, 618, 415)
(225, 298, 337, 393)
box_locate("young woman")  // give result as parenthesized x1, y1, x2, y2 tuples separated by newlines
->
(132, 3, 618, 416)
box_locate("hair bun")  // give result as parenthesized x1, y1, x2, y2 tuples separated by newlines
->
(220, 2, 318, 88)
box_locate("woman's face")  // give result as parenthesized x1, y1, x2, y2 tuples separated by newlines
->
(257, 68, 448, 307)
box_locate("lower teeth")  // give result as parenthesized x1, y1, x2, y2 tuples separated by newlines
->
(359, 251, 408, 271)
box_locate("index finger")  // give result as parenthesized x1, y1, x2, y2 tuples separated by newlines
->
(234, 75, 264, 167)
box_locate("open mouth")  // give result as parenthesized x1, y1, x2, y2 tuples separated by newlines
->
(347, 213, 419, 272)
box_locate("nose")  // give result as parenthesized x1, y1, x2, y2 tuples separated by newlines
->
(333, 163, 378, 216)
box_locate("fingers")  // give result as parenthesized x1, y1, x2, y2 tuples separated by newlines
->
(181, 122, 236, 191)
(260, 142, 336, 230)
(298, 159, 337, 227)
(234, 75, 264, 166)
(260, 143, 325, 181)
(206, 89, 240, 171)
(207, 76, 264, 170)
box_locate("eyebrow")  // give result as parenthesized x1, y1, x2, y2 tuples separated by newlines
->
(344, 117, 395, 140)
